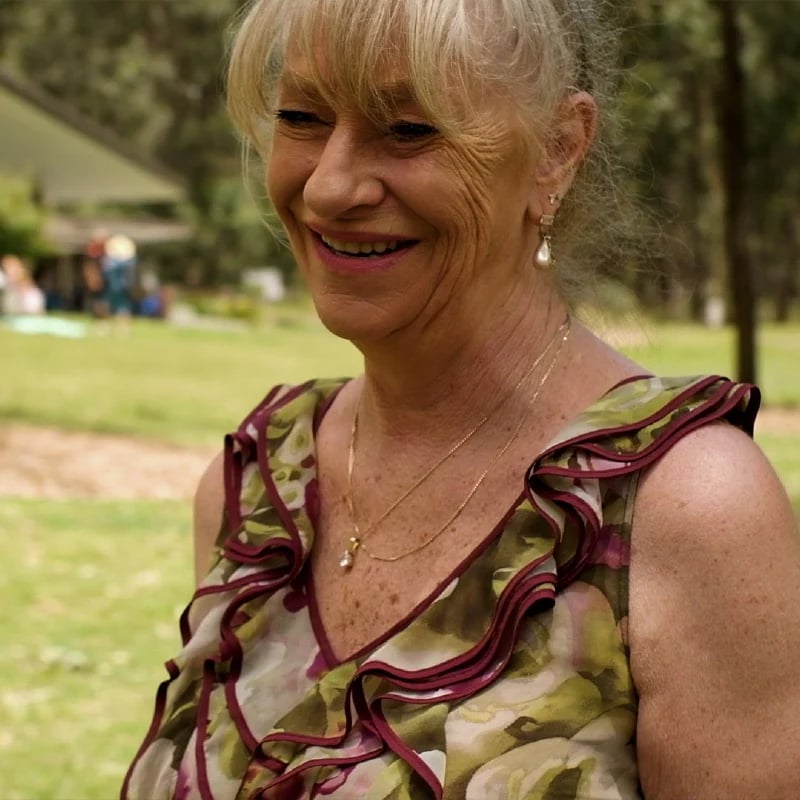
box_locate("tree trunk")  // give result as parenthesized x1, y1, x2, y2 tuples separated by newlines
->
(773, 215, 798, 323)
(712, 0, 757, 383)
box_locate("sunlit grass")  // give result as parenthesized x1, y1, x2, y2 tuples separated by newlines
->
(3, 315, 798, 442)
(0, 311, 362, 448)
(2, 310, 798, 502)
(0, 499, 192, 800)
(614, 320, 800, 407)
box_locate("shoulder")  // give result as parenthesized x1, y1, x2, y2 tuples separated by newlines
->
(634, 419, 791, 541)
(632, 420, 796, 572)
(630, 421, 800, 798)
(193, 450, 226, 584)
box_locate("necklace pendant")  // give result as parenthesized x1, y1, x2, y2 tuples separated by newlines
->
(338, 537, 360, 571)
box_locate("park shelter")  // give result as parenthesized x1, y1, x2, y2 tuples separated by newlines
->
(0, 67, 183, 206)
(0, 67, 187, 307)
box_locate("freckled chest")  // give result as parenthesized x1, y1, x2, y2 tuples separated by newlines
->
(309, 484, 500, 664)
(308, 428, 537, 663)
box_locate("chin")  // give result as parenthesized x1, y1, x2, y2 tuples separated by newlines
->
(310, 293, 405, 346)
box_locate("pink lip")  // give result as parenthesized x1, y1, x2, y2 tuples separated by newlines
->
(306, 226, 418, 274)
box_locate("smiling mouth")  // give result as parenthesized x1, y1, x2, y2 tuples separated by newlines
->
(318, 233, 416, 258)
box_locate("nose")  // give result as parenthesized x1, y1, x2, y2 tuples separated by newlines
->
(303, 124, 385, 218)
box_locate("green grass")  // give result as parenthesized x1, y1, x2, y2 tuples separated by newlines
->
(605, 321, 800, 508)
(2, 315, 798, 449)
(2, 311, 798, 505)
(758, 431, 800, 511)
(2, 313, 798, 500)
(0, 312, 362, 448)
(609, 320, 800, 407)
(0, 499, 193, 800)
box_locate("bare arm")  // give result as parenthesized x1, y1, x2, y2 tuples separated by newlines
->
(630, 422, 800, 800)
(192, 450, 226, 585)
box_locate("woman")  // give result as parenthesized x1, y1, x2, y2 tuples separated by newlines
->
(123, 0, 800, 798)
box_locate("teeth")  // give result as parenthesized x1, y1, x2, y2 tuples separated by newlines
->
(320, 235, 403, 256)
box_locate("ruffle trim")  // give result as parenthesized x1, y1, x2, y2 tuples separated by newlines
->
(122, 374, 757, 800)
(244, 554, 558, 799)
(525, 374, 759, 588)
(246, 376, 757, 799)
(122, 380, 345, 800)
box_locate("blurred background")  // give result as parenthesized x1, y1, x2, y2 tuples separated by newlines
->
(0, 1, 798, 798)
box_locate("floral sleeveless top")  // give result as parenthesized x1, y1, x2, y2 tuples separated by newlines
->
(122, 375, 758, 800)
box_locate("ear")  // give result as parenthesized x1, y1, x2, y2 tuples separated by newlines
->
(527, 91, 597, 217)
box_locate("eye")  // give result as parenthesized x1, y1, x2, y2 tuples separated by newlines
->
(275, 109, 328, 127)
(387, 121, 438, 142)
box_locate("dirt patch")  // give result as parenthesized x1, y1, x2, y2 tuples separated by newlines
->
(0, 407, 796, 500)
(0, 424, 217, 500)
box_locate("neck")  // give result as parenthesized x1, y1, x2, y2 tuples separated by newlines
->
(352, 287, 569, 448)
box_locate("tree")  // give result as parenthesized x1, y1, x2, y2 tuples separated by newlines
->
(741, 1, 800, 323)
(616, 0, 726, 317)
(711, 0, 756, 383)
(0, 172, 52, 257)
(2, 0, 797, 316)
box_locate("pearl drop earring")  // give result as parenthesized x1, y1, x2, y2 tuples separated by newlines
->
(534, 193, 560, 270)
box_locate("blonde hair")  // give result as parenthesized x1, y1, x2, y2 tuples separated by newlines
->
(226, 0, 627, 304)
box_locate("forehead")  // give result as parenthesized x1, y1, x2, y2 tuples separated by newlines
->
(278, 62, 418, 107)
(271, 10, 528, 143)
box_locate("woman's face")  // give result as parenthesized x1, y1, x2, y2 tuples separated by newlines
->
(267, 58, 544, 346)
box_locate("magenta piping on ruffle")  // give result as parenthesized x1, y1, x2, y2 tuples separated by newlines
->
(244, 749, 383, 800)
(369, 705, 444, 799)
(119, 659, 181, 798)
(526, 377, 759, 588)
(217, 383, 564, 798)
(223, 382, 313, 535)
(307, 498, 526, 670)
(195, 660, 218, 799)
(125, 376, 757, 800)
(529, 377, 757, 477)
(253, 563, 558, 798)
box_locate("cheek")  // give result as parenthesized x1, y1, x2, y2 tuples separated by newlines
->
(439, 151, 502, 246)
(264, 162, 307, 257)
(265, 156, 291, 213)
(265, 139, 311, 211)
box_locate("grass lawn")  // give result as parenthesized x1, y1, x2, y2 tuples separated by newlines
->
(610, 319, 800, 510)
(2, 313, 799, 448)
(0, 311, 363, 448)
(608, 318, 800, 407)
(1, 312, 798, 799)
(1, 499, 193, 800)
(2, 311, 798, 504)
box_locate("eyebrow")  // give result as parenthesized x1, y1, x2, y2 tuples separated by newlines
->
(279, 70, 418, 106)
(278, 72, 324, 97)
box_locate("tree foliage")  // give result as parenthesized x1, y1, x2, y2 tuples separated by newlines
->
(0, 0, 797, 317)
(617, 0, 799, 321)
(0, 171, 53, 257)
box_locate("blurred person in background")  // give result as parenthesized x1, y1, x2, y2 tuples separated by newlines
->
(101, 234, 137, 319)
(82, 230, 108, 318)
(122, 0, 800, 798)
(1, 254, 45, 315)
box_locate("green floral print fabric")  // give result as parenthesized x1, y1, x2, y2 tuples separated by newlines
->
(122, 374, 758, 800)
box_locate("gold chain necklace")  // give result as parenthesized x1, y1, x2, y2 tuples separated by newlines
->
(338, 317, 571, 570)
